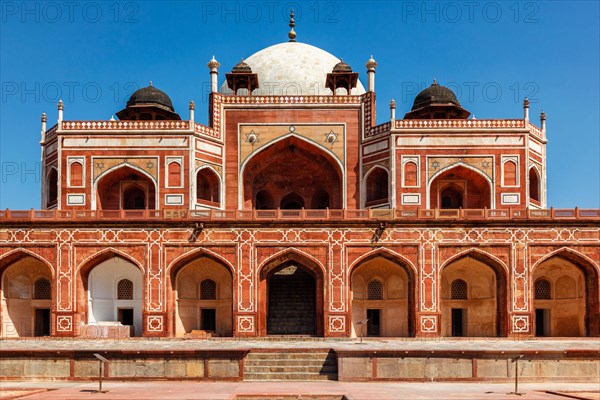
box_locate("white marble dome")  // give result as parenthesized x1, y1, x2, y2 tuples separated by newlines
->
(220, 42, 366, 96)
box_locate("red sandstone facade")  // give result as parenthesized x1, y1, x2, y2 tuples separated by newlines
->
(1, 36, 598, 340)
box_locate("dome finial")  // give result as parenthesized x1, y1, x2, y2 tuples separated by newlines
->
(149, 81, 153, 87)
(288, 9, 297, 42)
(432, 78, 437, 86)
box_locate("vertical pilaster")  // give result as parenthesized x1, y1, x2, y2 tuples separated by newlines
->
(416, 241, 440, 337)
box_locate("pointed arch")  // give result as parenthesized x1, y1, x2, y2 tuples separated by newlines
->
(403, 161, 418, 187)
(529, 165, 541, 203)
(1, 249, 54, 337)
(350, 248, 416, 337)
(429, 161, 492, 186)
(440, 248, 508, 337)
(258, 248, 325, 336)
(77, 248, 145, 291)
(349, 247, 417, 276)
(502, 159, 518, 186)
(258, 247, 326, 278)
(167, 161, 182, 187)
(46, 167, 58, 208)
(167, 247, 234, 337)
(0, 249, 55, 278)
(280, 192, 304, 209)
(532, 247, 599, 337)
(69, 161, 84, 187)
(240, 133, 344, 176)
(427, 162, 494, 209)
(440, 248, 509, 275)
(78, 249, 144, 337)
(167, 247, 234, 281)
(363, 165, 390, 207)
(196, 166, 221, 206)
(532, 247, 599, 273)
(240, 134, 345, 210)
(92, 163, 158, 210)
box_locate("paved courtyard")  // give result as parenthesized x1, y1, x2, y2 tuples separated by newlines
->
(1, 381, 599, 400)
(1, 337, 599, 352)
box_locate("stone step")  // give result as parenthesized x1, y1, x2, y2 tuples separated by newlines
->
(246, 352, 335, 360)
(245, 359, 337, 367)
(243, 372, 338, 381)
(246, 366, 338, 374)
(267, 314, 314, 318)
(266, 325, 315, 330)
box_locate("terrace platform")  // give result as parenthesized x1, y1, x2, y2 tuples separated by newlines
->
(1, 338, 598, 383)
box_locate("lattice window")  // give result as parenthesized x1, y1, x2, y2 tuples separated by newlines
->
(200, 279, 217, 300)
(34, 278, 51, 300)
(451, 279, 468, 300)
(117, 279, 133, 300)
(367, 280, 384, 300)
(535, 279, 551, 300)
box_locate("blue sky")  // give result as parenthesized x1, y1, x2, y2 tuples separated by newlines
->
(1, 0, 598, 209)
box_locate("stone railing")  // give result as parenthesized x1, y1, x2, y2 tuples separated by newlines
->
(1, 208, 598, 223)
(194, 123, 219, 139)
(394, 119, 526, 129)
(218, 95, 364, 105)
(528, 123, 544, 139)
(60, 120, 191, 131)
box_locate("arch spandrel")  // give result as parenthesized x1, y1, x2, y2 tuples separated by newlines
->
(438, 247, 510, 275)
(239, 124, 345, 168)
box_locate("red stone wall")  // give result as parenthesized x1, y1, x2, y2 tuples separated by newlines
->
(0, 223, 598, 338)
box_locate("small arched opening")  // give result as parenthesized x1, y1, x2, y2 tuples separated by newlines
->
(365, 168, 389, 207)
(280, 192, 304, 210)
(196, 168, 220, 206)
(529, 167, 541, 203)
(47, 169, 58, 208)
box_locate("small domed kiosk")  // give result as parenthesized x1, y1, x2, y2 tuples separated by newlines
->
(404, 80, 470, 119)
(116, 83, 181, 120)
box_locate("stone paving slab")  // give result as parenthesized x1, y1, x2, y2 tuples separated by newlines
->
(1, 338, 599, 352)
(1, 381, 598, 400)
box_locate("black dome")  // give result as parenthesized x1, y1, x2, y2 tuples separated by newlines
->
(412, 80, 460, 110)
(232, 60, 252, 73)
(332, 60, 352, 73)
(127, 84, 174, 111)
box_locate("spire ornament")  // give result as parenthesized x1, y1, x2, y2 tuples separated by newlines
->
(288, 10, 297, 42)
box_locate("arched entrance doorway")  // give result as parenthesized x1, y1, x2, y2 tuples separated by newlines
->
(259, 252, 324, 336)
(267, 265, 315, 335)
(440, 252, 507, 337)
(77, 253, 143, 337)
(243, 137, 343, 210)
(350, 253, 415, 337)
(0, 253, 53, 337)
(96, 165, 156, 210)
(430, 165, 491, 209)
(533, 251, 599, 337)
(170, 255, 233, 337)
